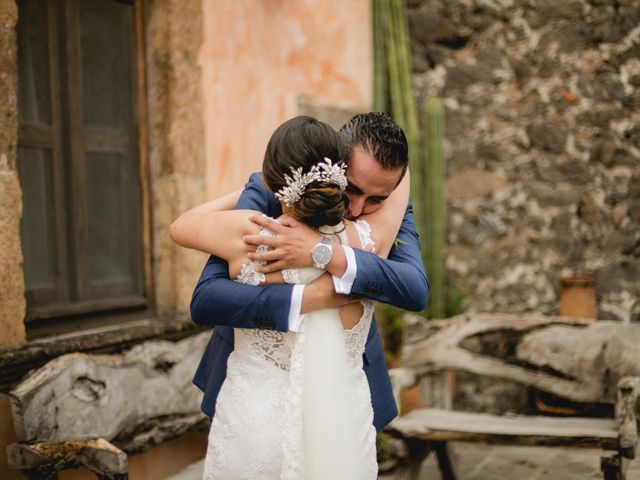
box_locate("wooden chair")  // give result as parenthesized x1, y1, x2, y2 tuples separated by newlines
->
(6, 332, 211, 479)
(385, 313, 640, 480)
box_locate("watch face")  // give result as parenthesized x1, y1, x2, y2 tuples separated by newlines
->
(312, 244, 332, 266)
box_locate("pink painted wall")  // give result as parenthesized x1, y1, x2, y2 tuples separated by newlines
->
(199, 0, 372, 197)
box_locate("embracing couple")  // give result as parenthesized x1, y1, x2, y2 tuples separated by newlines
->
(170, 113, 429, 479)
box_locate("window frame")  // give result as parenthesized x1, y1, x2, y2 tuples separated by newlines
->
(17, 0, 154, 330)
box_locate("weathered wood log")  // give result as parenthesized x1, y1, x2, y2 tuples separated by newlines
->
(388, 408, 620, 448)
(7, 331, 211, 478)
(402, 313, 640, 405)
(0, 315, 201, 394)
(9, 331, 210, 444)
(114, 413, 209, 454)
(601, 450, 630, 480)
(6, 437, 127, 479)
(616, 377, 640, 459)
(389, 314, 640, 480)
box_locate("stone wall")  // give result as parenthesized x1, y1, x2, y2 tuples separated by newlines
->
(147, 0, 208, 314)
(0, 0, 25, 349)
(408, 0, 640, 321)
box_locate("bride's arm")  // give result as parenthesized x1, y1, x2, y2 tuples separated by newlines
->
(172, 207, 284, 281)
(358, 170, 410, 258)
(169, 189, 242, 251)
(244, 171, 410, 272)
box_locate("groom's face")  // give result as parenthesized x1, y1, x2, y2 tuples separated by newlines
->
(345, 145, 404, 219)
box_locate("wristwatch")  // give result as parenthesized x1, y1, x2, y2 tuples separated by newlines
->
(311, 235, 333, 269)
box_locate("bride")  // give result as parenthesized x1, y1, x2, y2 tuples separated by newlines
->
(171, 116, 408, 478)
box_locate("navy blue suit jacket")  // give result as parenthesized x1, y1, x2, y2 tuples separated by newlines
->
(190, 172, 429, 431)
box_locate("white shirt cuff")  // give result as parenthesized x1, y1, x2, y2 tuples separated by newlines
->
(332, 246, 357, 294)
(288, 284, 305, 332)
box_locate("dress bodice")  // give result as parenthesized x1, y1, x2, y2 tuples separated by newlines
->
(233, 217, 375, 371)
(205, 217, 378, 479)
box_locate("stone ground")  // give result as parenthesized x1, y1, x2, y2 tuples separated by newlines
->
(167, 442, 640, 479)
(381, 443, 640, 480)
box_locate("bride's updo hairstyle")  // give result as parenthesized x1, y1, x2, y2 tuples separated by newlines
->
(263, 116, 349, 228)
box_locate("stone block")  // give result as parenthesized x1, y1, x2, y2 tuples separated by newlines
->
(153, 176, 178, 316)
(409, 9, 463, 47)
(0, 0, 22, 350)
(576, 106, 626, 129)
(527, 182, 580, 207)
(0, 0, 17, 26)
(526, 122, 568, 154)
(627, 172, 640, 200)
(445, 168, 509, 200)
(537, 0, 584, 19)
(153, 173, 206, 315)
(577, 192, 605, 226)
(445, 63, 495, 91)
(0, 170, 26, 350)
(538, 21, 592, 53)
(0, 72, 17, 169)
(146, 0, 204, 179)
(551, 159, 592, 186)
(0, 20, 16, 73)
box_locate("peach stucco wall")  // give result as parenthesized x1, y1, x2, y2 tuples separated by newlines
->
(199, 0, 372, 197)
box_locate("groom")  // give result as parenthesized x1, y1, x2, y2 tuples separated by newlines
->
(190, 112, 429, 431)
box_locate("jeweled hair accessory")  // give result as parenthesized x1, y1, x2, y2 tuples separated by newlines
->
(317, 158, 348, 190)
(275, 157, 347, 207)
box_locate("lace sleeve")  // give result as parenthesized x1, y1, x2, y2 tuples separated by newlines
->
(282, 267, 323, 285)
(235, 220, 276, 286)
(282, 268, 300, 284)
(352, 220, 376, 253)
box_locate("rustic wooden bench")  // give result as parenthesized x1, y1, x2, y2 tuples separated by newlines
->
(385, 313, 640, 480)
(6, 331, 211, 479)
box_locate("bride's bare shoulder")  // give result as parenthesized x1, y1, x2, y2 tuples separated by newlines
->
(341, 220, 363, 250)
(230, 209, 264, 237)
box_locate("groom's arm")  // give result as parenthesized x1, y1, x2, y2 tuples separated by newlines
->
(190, 173, 293, 330)
(191, 257, 295, 330)
(246, 197, 429, 312)
(190, 173, 353, 330)
(349, 200, 429, 311)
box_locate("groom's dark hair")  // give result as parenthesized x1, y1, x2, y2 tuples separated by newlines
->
(339, 112, 409, 175)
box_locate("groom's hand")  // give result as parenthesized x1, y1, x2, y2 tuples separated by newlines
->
(244, 214, 320, 272)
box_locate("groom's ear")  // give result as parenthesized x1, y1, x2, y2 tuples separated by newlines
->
(394, 167, 408, 188)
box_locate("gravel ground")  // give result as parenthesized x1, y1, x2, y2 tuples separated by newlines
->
(168, 443, 640, 479)
(381, 442, 640, 480)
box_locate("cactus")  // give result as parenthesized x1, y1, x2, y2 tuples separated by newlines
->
(372, 0, 446, 318)
(424, 97, 445, 318)
(378, 0, 424, 244)
(372, 0, 388, 112)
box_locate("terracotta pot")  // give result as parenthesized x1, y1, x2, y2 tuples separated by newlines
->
(400, 386, 423, 414)
(559, 274, 597, 320)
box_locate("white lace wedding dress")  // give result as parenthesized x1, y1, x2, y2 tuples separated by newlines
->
(203, 219, 378, 480)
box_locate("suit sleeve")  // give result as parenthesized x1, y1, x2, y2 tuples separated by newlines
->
(190, 173, 293, 331)
(350, 200, 430, 312)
